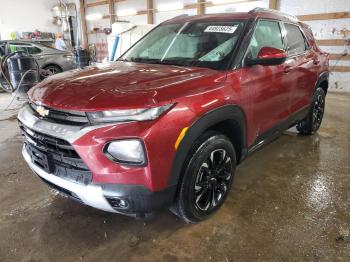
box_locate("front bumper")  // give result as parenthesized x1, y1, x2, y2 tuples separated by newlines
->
(22, 146, 175, 215)
(18, 103, 180, 215)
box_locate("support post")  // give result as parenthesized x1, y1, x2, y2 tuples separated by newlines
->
(109, 0, 115, 25)
(147, 0, 154, 24)
(269, 0, 279, 10)
(79, 0, 88, 48)
(197, 0, 205, 15)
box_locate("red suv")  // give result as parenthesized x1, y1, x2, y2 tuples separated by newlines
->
(18, 8, 329, 223)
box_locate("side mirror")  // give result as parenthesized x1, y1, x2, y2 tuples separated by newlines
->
(246, 47, 287, 66)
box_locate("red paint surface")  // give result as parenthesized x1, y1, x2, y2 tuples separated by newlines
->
(28, 12, 329, 192)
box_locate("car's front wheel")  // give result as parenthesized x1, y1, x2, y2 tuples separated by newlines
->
(40, 65, 63, 79)
(171, 131, 236, 223)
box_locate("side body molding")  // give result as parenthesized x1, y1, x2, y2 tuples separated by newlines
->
(168, 104, 247, 187)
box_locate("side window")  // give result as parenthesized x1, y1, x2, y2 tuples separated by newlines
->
(247, 20, 284, 59)
(9, 43, 30, 53)
(26, 46, 42, 55)
(285, 24, 307, 56)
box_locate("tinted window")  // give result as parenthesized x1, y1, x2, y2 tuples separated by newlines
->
(247, 20, 284, 59)
(285, 24, 307, 56)
(9, 44, 27, 53)
(9, 43, 41, 55)
(26, 47, 42, 54)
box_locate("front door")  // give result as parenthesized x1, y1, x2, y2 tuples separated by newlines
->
(240, 19, 291, 142)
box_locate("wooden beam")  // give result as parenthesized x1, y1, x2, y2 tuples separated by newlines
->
(147, 0, 154, 24)
(269, 0, 278, 10)
(86, 0, 108, 8)
(85, 0, 125, 8)
(298, 12, 350, 21)
(205, 0, 259, 8)
(109, 0, 115, 25)
(317, 39, 350, 46)
(197, 0, 205, 15)
(331, 66, 350, 72)
(79, 0, 88, 48)
(330, 54, 350, 61)
(86, 0, 260, 19)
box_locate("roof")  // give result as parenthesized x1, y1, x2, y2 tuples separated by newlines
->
(164, 8, 299, 25)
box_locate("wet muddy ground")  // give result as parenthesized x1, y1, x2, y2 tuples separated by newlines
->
(0, 93, 349, 261)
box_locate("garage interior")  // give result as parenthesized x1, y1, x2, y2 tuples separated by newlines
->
(0, 0, 350, 261)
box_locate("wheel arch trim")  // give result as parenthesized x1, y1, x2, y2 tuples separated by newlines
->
(315, 71, 329, 94)
(168, 104, 247, 187)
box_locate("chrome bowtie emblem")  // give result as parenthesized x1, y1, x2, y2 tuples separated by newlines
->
(36, 106, 49, 117)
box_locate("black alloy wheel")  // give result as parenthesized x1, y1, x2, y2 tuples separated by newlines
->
(312, 93, 325, 132)
(194, 149, 232, 212)
(297, 87, 326, 135)
(171, 132, 236, 223)
(41, 65, 62, 79)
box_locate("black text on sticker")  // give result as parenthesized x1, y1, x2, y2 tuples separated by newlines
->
(204, 26, 238, 34)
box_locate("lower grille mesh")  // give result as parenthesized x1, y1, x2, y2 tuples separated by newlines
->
(19, 121, 92, 185)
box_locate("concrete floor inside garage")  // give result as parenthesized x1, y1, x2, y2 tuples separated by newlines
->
(0, 92, 349, 261)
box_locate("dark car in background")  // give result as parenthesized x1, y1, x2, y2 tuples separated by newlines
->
(0, 40, 74, 77)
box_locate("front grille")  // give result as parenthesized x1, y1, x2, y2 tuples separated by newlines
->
(19, 121, 92, 185)
(29, 102, 89, 126)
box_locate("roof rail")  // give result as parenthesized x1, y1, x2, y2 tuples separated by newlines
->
(249, 7, 299, 21)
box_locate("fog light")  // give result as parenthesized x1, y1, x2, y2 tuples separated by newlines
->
(106, 197, 129, 210)
(104, 139, 146, 165)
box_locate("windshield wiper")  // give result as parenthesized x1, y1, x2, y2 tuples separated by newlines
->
(157, 60, 196, 67)
(124, 57, 197, 67)
(128, 57, 161, 64)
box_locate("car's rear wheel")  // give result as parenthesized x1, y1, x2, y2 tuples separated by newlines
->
(297, 87, 326, 135)
(171, 131, 236, 223)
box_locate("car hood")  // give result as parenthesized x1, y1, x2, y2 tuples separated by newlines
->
(29, 61, 224, 111)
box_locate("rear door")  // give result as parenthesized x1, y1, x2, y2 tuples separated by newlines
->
(240, 19, 290, 140)
(283, 23, 318, 113)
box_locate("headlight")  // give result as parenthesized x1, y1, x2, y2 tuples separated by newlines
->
(87, 104, 173, 123)
(104, 139, 146, 165)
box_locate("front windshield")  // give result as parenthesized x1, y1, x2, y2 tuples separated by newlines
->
(120, 20, 245, 70)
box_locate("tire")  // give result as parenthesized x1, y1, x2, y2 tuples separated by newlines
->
(171, 131, 237, 223)
(41, 65, 62, 79)
(297, 87, 326, 135)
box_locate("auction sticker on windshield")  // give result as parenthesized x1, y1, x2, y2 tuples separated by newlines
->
(204, 25, 238, 34)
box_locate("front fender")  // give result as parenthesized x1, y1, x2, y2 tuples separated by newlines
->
(168, 104, 247, 187)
